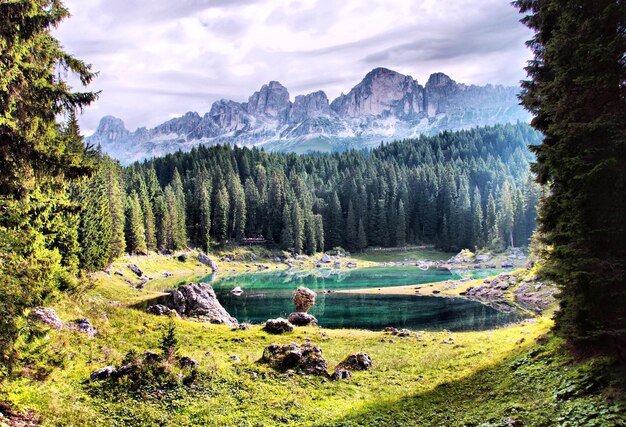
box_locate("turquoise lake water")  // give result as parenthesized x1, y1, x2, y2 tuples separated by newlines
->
(200, 267, 523, 331)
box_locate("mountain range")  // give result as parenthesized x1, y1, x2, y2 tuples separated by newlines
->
(87, 67, 529, 163)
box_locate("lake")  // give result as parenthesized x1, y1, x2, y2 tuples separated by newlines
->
(201, 267, 523, 331)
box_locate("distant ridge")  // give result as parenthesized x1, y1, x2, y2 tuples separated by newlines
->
(87, 67, 529, 163)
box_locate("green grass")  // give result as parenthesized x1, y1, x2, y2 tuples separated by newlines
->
(2, 253, 624, 426)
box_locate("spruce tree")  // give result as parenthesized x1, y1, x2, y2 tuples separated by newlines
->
(214, 186, 230, 242)
(79, 162, 112, 271)
(170, 169, 187, 249)
(396, 200, 407, 247)
(280, 204, 294, 251)
(357, 218, 368, 252)
(125, 192, 147, 255)
(345, 201, 358, 251)
(515, 0, 626, 353)
(0, 0, 97, 368)
(103, 157, 126, 260)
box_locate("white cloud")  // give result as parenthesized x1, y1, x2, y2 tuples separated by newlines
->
(54, 0, 533, 134)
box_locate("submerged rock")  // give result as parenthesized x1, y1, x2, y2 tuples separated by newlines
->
(170, 282, 238, 327)
(293, 287, 316, 313)
(230, 286, 244, 295)
(28, 307, 63, 330)
(263, 318, 295, 334)
(288, 312, 318, 326)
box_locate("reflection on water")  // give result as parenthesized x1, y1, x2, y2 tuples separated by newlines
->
(201, 267, 523, 331)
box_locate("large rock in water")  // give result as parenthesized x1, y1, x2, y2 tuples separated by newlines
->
(197, 252, 218, 271)
(170, 283, 238, 327)
(293, 287, 316, 313)
(28, 307, 63, 330)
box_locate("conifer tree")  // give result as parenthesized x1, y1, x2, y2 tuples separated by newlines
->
(345, 201, 358, 251)
(314, 214, 325, 253)
(280, 203, 294, 251)
(103, 157, 126, 260)
(125, 192, 147, 255)
(515, 0, 626, 353)
(78, 162, 112, 271)
(213, 186, 230, 242)
(163, 185, 178, 251)
(170, 169, 187, 249)
(293, 204, 304, 254)
(396, 200, 407, 247)
(0, 0, 97, 368)
(357, 218, 368, 251)
(327, 192, 344, 249)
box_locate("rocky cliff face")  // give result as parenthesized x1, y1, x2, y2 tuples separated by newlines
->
(330, 68, 424, 118)
(87, 68, 529, 163)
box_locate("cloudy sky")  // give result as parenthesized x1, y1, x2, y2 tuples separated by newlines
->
(54, 0, 533, 134)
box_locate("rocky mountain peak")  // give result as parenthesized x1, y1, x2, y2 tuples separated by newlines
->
(289, 90, 333, 123)
(95, 115, 129, 142)
(330, 68, 423, 118)
(426, 72, 455, 88)
(247, 81, 290, 120)
(96, 115, 127, 132)
(87, 67, 528, 163)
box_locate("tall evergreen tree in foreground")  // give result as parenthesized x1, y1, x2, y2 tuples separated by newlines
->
(515, 0, 626, 355)
(0, 0, 97, 370)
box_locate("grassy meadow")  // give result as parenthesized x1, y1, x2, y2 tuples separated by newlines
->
(3, 251, 624, 426)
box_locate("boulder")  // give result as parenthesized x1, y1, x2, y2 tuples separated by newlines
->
(90, 366, 115, 381)
(28, 307, 63, 330)
(170, 283, 238, 327)
(230, 355, 241, 362)
(263, 318, 295, 334)
(146, 304, 171, 316)
(178, 356, 199, 369)
(115, 364, 136, 377)
(197, 252, 219, 271)
(502, 262, 514, 268)
(293, 287, 316, 313)
(336, 353, 372, 371)
(230, 286, 244, 295)
(143, 351, 160, 363)
(476, 253, 492, 262)
(128, 264, 143, 277)
(288, 312, 318, 326)
(331, 369, 352, 381)
(450, 251, 472, 264)
(261, 342, 328, 375)
(295, 255, 309, 261)
(68, 318, 98, 337)
(321, 254, 332, 263)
